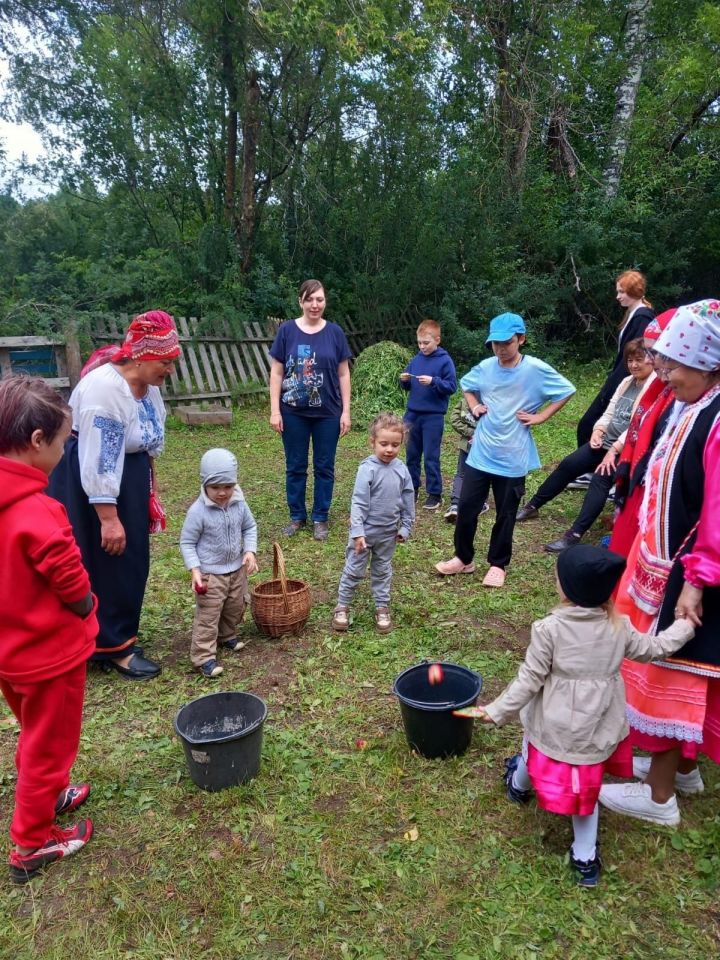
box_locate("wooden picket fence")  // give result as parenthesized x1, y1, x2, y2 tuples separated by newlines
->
(90, 314, 388, 408)
(91, 315, 279, 407)
(0, 313, 418, 407)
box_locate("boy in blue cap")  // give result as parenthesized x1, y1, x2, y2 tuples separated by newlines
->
(436, 313, 575, 586)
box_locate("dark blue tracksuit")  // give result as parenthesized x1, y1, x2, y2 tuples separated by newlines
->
(401, 348, 457, 497)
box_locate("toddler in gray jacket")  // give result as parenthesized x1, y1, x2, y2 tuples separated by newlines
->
(332, 413, 415, 634)
(180, 448, 258, 678)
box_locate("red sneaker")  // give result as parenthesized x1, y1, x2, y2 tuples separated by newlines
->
(9, 819, 94, 883)
(55, 783, 91, 817)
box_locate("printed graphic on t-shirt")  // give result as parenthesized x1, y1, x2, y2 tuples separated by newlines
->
(281, 345, 324, 408)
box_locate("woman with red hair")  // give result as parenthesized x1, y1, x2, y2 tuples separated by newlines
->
(575, 270, 655, 450)
(50, 311, 181, 680)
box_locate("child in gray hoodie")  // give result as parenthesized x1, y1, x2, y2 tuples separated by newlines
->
(332, 413, 415, 635)
(180, 448, 258, 677)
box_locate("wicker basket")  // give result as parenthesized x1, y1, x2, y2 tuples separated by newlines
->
(250, 542, 312, 638)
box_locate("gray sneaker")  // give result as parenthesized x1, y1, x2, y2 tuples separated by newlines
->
(282, 519, 306, 536)
(313, 521, 329, 541)
(332, 607, 349, 631)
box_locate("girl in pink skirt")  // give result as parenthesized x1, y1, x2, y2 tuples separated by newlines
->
(470, 545, 693, 887)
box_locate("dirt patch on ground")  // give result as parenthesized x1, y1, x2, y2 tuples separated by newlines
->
(314, 793, 350, 815)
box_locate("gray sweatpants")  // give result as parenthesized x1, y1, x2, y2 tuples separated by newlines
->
(337, 529, 397, 608)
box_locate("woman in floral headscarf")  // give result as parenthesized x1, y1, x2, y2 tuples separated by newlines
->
(599, 300, 720, 826)
(50, 311, 181, 680)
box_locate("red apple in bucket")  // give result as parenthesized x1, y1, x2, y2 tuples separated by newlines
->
(428, 663, 444, 686)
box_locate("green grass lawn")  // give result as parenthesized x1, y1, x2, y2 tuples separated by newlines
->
(2, 363, 719, 959)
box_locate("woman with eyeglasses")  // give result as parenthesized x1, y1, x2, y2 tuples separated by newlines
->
(598, 300, 720, 828)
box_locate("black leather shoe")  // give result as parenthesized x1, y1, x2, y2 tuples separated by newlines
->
(516, 503, 539, 522)
(282, 519, 307, 536)
(313, 521, 329, 541)
(108, 654, 162, 680)
(543, 532, 581, 554)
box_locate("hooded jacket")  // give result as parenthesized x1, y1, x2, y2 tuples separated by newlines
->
(0, 456, 98, 683)
(400, 347, 457, 414)
(485, 605, 693, 764)
(180, 449, 258, 574)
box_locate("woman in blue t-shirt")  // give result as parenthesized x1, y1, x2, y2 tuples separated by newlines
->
(269, 280, 353, 541)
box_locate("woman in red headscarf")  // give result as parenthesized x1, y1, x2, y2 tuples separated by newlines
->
(49, 311, 181, 679)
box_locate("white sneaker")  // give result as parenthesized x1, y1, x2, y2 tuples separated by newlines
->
(632, 756, 705, 795)
(599, 781, 680, 826)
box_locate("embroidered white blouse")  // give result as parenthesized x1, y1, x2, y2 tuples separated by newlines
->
(68, 364, 166, 504)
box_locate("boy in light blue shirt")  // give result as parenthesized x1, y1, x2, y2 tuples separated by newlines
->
(435, 313, 575, 587)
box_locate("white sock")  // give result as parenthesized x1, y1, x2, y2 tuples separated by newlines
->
(571, 804, 599, 862)
(511, 755, 532, 792)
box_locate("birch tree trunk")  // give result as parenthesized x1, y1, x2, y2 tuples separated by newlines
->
(221, 13, 239, 232)
(239, 70, 260, 274)
(603, 0, 652, 198)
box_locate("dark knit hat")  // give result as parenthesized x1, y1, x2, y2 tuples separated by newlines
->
(556, 544, 626, 608)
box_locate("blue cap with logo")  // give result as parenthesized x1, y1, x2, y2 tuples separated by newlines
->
(485, 312, 526, 344)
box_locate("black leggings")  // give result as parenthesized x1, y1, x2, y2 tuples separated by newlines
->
(527, 443, 615, 536)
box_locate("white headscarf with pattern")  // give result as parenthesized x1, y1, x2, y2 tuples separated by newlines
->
(655, 299, 720, 372)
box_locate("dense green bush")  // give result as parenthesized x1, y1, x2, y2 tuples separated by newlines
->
(351, 340, 413, 430)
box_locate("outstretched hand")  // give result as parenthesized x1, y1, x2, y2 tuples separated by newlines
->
(452, 705, 495, 723)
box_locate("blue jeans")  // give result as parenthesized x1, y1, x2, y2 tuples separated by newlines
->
(281, 410, 341, 522)
(404, 411, 445, 496)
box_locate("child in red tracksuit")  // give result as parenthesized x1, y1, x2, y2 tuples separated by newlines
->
(0, 376, 99, 883)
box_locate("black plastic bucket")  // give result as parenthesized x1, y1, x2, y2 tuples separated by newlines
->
(392, 661, 483, 759)
(174, 691, 267, 791)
